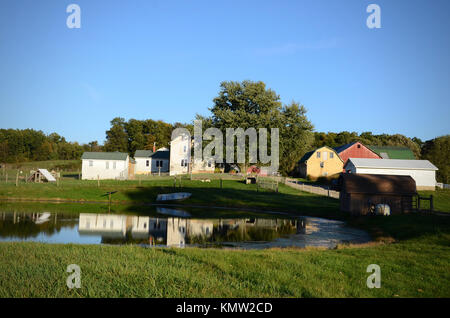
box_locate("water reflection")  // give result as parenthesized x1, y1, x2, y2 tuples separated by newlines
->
(0, 211, 370, 249)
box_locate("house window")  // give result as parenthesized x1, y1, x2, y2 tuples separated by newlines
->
(320, 162, 324, 168)
(113, 161, 116, 169)
(316, 152, 321, 158)
(357, 144, 361, 148)
(156, 160, 163, 168)
(330, 152, 334, 159)
(89, 160, 93, 167)
(181, 159, 184, 167)
(183, 145, 187, 153)
(146, 160, 150, 167)
(208, 161, 211, 167)
(106, 161, 109, 169)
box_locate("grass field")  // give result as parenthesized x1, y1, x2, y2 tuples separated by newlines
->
(0, 161, 449, 298)
(0, 177, 343, 219)
(0, 223, 449, 297)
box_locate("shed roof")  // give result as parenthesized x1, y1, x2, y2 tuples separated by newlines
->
(81, 152, 128, 160)
(38, 169, 56, 182)
(345, 158, 438, 171)
(151, 150, 170, 160)
(134, 149, 170, 159)
(339, 173, 417, 195)
(134, 150, 154, 158)
(368, 146, 416, 159)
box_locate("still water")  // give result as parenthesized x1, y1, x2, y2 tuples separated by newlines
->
(0, 207, 370, 249)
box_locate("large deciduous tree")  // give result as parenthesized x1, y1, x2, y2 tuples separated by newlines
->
(208, 80, 314, 175)
(104, 117, 128, 152)
(421, 135, 450, 183)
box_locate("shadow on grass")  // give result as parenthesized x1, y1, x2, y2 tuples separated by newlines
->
(122, 185, 341, 218)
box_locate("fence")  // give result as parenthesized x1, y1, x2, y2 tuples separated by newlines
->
(257, 178, 278, 192)
(437, 183, 450, 190)
(284, 178, 340, 199)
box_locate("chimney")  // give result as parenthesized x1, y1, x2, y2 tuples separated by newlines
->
(153, 142, 156, 153)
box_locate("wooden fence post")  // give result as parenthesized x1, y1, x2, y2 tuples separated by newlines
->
(97, 175, 100, 188)
(15, 171, 19, 187)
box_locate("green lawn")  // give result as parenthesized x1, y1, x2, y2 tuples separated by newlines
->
(0, 226, 449, 297)
(0, 164, 449, 298)
(419, 189, 450, 212)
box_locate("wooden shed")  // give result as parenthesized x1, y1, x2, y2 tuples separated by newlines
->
(27, 169, 57, 183)
(338, 174, 417, 215)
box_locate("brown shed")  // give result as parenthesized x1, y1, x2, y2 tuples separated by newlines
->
(338, 174, 417, 215)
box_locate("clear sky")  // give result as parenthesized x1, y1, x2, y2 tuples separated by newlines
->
(0, 0, 449, 144)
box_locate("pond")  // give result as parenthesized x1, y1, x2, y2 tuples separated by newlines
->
(0, 205, 371, 249)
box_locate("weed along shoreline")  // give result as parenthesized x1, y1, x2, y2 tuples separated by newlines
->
(1, 178, 450, 297)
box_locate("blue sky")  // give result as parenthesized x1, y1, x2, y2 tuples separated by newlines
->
(0, 0, 449, 144)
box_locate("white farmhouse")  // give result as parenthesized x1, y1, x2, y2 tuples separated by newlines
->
(169, 133, 215, 175)
(134, 149, 170, 175)
(170, 133, 191, 175)
(81, 152, 130, 180)
(344, 158, 438, 190)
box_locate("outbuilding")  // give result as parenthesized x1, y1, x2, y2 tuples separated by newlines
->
(135, 149, 170, 175)
(338, 173, 417, 215)
(81, 152, 130, 180)
(344, 158, 438, 190)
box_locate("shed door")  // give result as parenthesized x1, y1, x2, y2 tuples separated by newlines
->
(323, 152, 328, 160)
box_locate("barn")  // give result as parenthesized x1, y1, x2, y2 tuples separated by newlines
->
(334, 142, 381, 169)
(338, 173, 417, 215)
(81, 152, 130, 180)
(344, 158, 438, 190)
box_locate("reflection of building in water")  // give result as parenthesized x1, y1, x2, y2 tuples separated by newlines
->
(166, 218, 187, 247)
(79, 214, 128, 239)
(78, 214, 213, 246)
(77, 214, 302, 247)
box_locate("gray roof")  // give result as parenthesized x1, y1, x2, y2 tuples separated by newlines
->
(81, 152, 128, 160)
(345, 158, 438, 171)
(134, 150, 154, 158)
(151, 150, 170, 160)
(134, 149, 170, 160)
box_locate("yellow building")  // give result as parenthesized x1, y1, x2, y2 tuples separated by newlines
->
(298, 146, 343, 180)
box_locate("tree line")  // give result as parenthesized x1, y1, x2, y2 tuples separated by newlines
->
(0, 80, 448, 182)
(0, 129, 89, 163)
